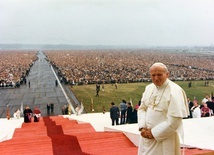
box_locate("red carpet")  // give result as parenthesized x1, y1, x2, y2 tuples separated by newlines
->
(0, 116, 136, 155)
(0, 116, 213, 155)
(49, 116, 137, 155)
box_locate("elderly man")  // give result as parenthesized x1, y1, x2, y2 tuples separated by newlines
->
(138, 62, 189, 155)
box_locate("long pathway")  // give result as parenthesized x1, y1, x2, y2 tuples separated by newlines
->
(0, 51, 76, 118)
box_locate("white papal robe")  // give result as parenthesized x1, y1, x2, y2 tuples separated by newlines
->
(138, 79, 189, 155)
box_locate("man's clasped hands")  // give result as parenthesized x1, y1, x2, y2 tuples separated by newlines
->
(140, 128, 154, 139)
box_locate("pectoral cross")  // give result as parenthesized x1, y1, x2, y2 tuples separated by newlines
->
(152, 96, 157, 109)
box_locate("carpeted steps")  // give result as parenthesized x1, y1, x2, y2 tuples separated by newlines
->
(0, 116, 90, 155)
(50, 117, 137, 154)
(76, 132, 137, 155)
(1, 116, 213, 155)
(0, 116, 137, 155)
(48, 116, 137, 155)
(50, 117, 96, 135)
(43, 116, 90, 155)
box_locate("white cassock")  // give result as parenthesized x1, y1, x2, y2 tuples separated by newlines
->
(191, 106, 201, 118)
(138, 79, 189, 155)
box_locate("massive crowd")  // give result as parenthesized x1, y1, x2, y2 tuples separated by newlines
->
(43, 49, 214, 85)
(0, 49, 214, 87)
(0, 50, 37, 88)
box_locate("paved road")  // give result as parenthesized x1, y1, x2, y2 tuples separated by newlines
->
(0, 51, 77, 118)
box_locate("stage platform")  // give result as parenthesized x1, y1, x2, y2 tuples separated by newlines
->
(67, 112, 214, 151)
(1, 112, 214, 152)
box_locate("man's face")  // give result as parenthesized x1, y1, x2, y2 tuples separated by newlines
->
(150, 65, 169, 87)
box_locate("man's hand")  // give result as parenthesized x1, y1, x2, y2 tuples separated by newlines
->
(140, 128, 148, 138)
(140, 128, 154, 139)
(146, 129, 154, 139)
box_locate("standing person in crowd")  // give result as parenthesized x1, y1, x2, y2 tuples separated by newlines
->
(201, 94, 210, 105)
(95, 83, 100, 97)
(33, 107, 41, 122)
(24, 105, 32, 123)
(110, 102, 119, 126)
(6, 106, 10, 120)
(206, 97, 214, 116)
(28, 80, 30, 88)
(138, 62, 189, 155)
(131, 105, 138, 123)
(55, 79, 58, 87)
(61, 105, 66, 115)
(47, 103, 51, 115)
(115, 82, 118, 89)
(187, 97, 194, 118)
(120, 99, 127, 125)
(126, 102, 133, 124)
(64, 104, 68, 115)
(188, 81, 192, 88)
(13, 108, 21, 119)
(191, 100, 201, 118)
(102, 83, 105, 92)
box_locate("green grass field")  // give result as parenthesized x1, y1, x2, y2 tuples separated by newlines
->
(70, 80, 214, 113)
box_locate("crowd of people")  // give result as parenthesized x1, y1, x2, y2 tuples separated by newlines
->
(0, 50, 38, 88)
(109, 94, 214, 127)
(2, 54, 212, 155)
(43, 50, 214, 85)
(1, 49, 213, 88)
(188, 94, 214, 118)
(13, 106, 41, 123)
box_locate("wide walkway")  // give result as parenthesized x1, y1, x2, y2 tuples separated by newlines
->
(0, 51, 75, 118)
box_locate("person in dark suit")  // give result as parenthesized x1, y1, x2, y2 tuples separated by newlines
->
(55, 79, 58, 87)
(187, 97, 194, 118)
(206, 97, 214, 116)
(110, 102, 119, 126)
(28, 80, 30, 88)
(126, 102, 133, 124)
(47, 103, 51, 115)
(24, 106, 32, 123)
(95, 83, 100, 97)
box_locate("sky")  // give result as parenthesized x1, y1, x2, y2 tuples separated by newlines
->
(0, 0, 214, 47)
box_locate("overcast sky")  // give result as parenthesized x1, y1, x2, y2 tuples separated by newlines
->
(0, 0, 214, 46)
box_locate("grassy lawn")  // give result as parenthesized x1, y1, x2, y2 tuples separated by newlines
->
(70, 80, 214, 113)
